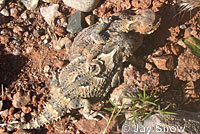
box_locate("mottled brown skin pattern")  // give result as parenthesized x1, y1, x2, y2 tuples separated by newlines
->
(8, 9, 160, 130)
(9, 46, 123, 129)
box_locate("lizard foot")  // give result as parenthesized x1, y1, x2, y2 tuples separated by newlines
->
(80, 109, 108, 121)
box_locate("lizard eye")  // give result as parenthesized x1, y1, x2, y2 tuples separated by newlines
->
(72, 74, 82, 82)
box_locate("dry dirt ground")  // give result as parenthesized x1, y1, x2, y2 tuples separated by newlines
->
(0, 0, 200, 133)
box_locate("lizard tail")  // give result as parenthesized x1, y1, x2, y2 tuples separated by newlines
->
(9, 96, 70, 129)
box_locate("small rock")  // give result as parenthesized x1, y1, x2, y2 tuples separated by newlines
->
(20, 11, 27, 19)
(13, 113, 21, 119)
(57, 17, 68, 27)
(140, 72, 160, 90)
(33, 30, 40, 38)
(145, 62, 153, 70)
(170, 44, 183, 56)
(53, 36, 71, 50)
(10, 7, 19, 18)
(152, 55, 175, 70)
(110, 83, 131, 106)
(43, 38, 49, 44)
(13, 26, 24, 36)
(43, 65, 50, 73)
(75, 118, 116, 133)
(0, 127, 6, 133)
(63, 0, 100, 12)
(12, 49, 21, 56)
(8, 106, 15, 116)
(67, 11, 87, 33)
(26, 46, 33, 53)
(85, 15, 95, 25)
(21, 106, 32, 114)
(0, 9, 9, 16)
(42, 0, 53, 3)
(12, 92, 31, 108)
(21, 0, 39, 10)
(40, 4, 61, 26)
(175, 51, 200, 81)
(0, 35, 9, 44)
(0, 109, 8, 118)
(177, 39, 187, 48)
(0, 100, 3, 111)
(55, 27, 66, 37)
(0, 0, 6, 10)
(28, 13, 35, 18)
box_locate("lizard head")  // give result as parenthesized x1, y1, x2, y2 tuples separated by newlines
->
(117, 9, 161, 34)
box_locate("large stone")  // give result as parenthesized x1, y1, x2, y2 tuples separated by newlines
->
(67, 11, 87, 33)
(63, 0, 100, 12)
(122, 110, 200, 134)
(40, 4, 61, 26)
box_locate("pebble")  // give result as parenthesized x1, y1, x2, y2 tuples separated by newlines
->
(0, 100, 3, 111)
(152, 55, 175, 70)
(53, 37, 71, 50)
(12, 92, 31, 108)
(13, 113, 21, 119)
(0, 9, 9, 16)
(21, 0, 39, 10)
(43, 65, 50, 73)
(29, 13, 35, 18)
(43, 38, 49, 44)
(0, 109, 8, 118)
(85, 14, 95, 25)
(8, 106, 15, 116)
(13, 26, 24, 35)
(0, 35, 9, 44)
(0, 127, 6, 133)
(20, 11, 28, 20)
(170, 44, 183, 56)
(42, 0, 53, 3)
(0, 0, 6, 10)
(63, 0, 100, 12)
(21, 106, 32, 114)
(40, 4, 61, 26)
(57, 17, 68, 27)
(10, 7, 19, 18)
(55, 27, 66, 37)
(67, 11, 87, 33)
(33, 30, 40, 38)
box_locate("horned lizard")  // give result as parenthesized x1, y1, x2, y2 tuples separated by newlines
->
(6, 9, 161, 130)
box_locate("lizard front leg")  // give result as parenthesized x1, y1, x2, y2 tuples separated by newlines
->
(80, 99, 107, 121)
